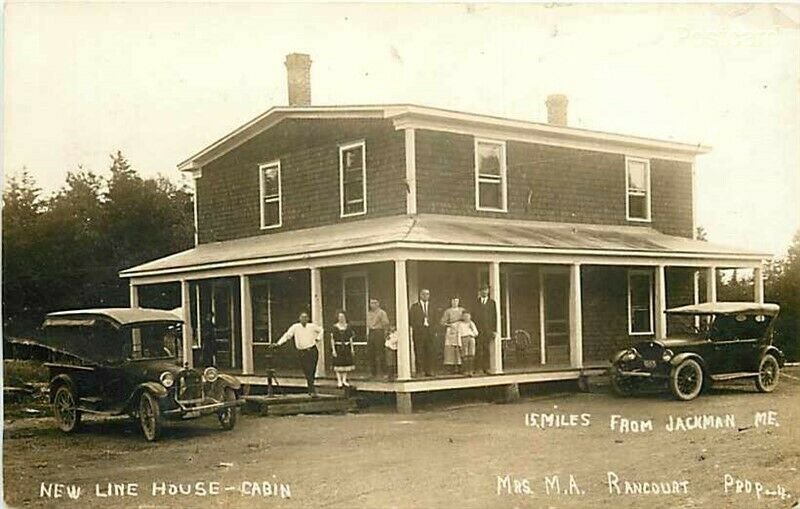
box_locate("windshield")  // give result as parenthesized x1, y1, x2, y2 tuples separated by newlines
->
(666, 314, 709, 338)
(708, 314, 772, 341)
(127, 323, 182, 360)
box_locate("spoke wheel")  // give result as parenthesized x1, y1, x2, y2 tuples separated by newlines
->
(139, 391, 161, 442)
(610, 370, 636, 397)
(218, 387, 238, 431)
(670, 359, 703, 401)
(755, 354, 780, 393)
(53, 385, 81, 433)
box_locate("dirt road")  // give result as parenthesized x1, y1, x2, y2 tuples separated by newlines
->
(4, 371, 800, 509)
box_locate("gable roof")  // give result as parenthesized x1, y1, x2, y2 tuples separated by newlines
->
(178, 104, 712, 171)
(120, 214, 765, 279)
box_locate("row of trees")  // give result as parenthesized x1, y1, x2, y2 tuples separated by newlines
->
(717, 233, 800, 360)
(2, 156, 798, 359)
(2, 152, 194, 334)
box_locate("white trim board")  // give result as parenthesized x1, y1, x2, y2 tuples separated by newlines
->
(178, 105, 710, 171)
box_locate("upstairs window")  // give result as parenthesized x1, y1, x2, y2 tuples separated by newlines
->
(259, 161, 282, 229)
(475, 139, 508, 212)
(628, 269, 654, 335)
(626, 156, 651, 221)
(339, 141, 366, 217)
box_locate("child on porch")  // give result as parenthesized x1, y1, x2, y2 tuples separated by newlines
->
(384, 325, 398, 380)
(456, 310, 479, 376)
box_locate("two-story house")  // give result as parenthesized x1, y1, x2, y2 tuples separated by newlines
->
(121, 53, 769, 412)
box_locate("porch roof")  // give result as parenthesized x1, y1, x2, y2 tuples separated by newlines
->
(120, 214, 768, 279)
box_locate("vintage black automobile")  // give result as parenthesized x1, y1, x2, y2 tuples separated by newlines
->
(41, 308, 243, 441)
(611, 302, 783, 401)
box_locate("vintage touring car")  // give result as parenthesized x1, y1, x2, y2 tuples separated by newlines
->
(610, 302, 783, 401)
(41, 308, 243, 441)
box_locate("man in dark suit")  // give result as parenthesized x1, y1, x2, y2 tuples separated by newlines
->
(473, 284, 497, 374)
(409, 288, 433, 377)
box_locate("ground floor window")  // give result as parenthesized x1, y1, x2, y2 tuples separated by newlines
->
(628, 269, 654, 335)
(342, 271, 369, 344)
(252, 280, 274, 344)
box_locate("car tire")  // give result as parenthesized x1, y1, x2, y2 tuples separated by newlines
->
(53, 384, 82, 433)
(755, 354, 780, 393)
(610, 369, 635, 397)
(218, 388, 238, 431)
(669, 359, 704, 401)
(139, 391, 162, 442)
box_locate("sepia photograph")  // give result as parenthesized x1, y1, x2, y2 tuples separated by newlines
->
(2, 3, 799, 508)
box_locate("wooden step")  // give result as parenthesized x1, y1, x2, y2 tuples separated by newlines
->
(243, 394, 355, 416)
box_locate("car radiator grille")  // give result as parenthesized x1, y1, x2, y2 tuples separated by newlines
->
(636, 342, 664, 361)
(177, 372, 204, 402)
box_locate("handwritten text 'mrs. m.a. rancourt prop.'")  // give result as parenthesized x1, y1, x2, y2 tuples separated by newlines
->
(523, 409, 780, 432)
(38, 480, 292, 500)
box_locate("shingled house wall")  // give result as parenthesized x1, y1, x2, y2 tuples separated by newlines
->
(414, 129, 694, 238)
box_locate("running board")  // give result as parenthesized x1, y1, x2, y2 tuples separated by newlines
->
(710, 372, 758, 382)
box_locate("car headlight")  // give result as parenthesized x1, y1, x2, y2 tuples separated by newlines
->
(662, 349, 674, 362)
(621, 349, 638, 362)
(160, 371, 175, 388)
(203, 366, 219, 383)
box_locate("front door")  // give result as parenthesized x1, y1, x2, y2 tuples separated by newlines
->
(212, 282, 236, 370)
(539, 268, 571, 365)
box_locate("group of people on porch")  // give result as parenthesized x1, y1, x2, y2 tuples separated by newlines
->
(270, 285, 498, 396)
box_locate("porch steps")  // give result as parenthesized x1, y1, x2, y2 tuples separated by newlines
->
(242, 393, 356, 416)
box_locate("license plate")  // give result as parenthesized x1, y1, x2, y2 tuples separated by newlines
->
(644, 360, 657, 368)
(183, 411, 201, 419)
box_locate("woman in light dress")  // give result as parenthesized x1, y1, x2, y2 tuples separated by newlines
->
(440, 296, 465, 373)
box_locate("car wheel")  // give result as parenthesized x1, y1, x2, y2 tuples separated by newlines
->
(670, 359, 704, 401)
(218, 388, 238, 431)
(139, 391, 161, 442)
(53, 385, 81, 433)
(755, 354, 780, 393)
(610, 370, 635, 397)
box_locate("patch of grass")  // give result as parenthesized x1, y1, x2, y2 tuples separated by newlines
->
(4, 359, 49, 386)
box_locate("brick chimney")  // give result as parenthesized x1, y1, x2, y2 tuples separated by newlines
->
(285, 53, 312, 107)
(545, 94, 568, 126)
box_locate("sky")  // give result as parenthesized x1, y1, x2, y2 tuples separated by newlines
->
(4, 3, 800, 256)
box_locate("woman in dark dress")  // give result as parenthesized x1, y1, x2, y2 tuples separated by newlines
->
(330, 311, 355, 388)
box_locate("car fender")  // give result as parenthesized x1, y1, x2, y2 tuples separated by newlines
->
(670, 352, 707, 375)
(610, 349, 631, 365)
(127, 382, 168, 406)
(49, 374, 78, 403)
(759, 345, 785, 367)
(217, 373, 241, 390)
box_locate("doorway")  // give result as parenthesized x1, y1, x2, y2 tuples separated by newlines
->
(539, 267, 571, 365)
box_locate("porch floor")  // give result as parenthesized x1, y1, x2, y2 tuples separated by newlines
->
(233, 362, 609, 394)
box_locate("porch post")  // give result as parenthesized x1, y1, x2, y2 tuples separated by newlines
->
(568, 263, 584, 369)
(240, 275, 254, 375)
(705, 266, 717, 303)
(754, 266, 765, 304)
(310, 267, 325, 377)
(129, 283, 139, 308)
(693, 269, 701, 328)
(180, 280, 194, 368)
(394, 259, 412, 381)
(654, 265, 667, 339)
(406, 260, 419, 375)
(489, 261, 503, 374)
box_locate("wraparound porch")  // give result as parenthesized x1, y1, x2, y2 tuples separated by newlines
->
(121, 215, 769, 412)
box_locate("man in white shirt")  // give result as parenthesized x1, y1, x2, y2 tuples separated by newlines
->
(274, 311, 323, 397)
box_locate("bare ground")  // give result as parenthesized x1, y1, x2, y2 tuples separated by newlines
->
(4, 369, 800, 509)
